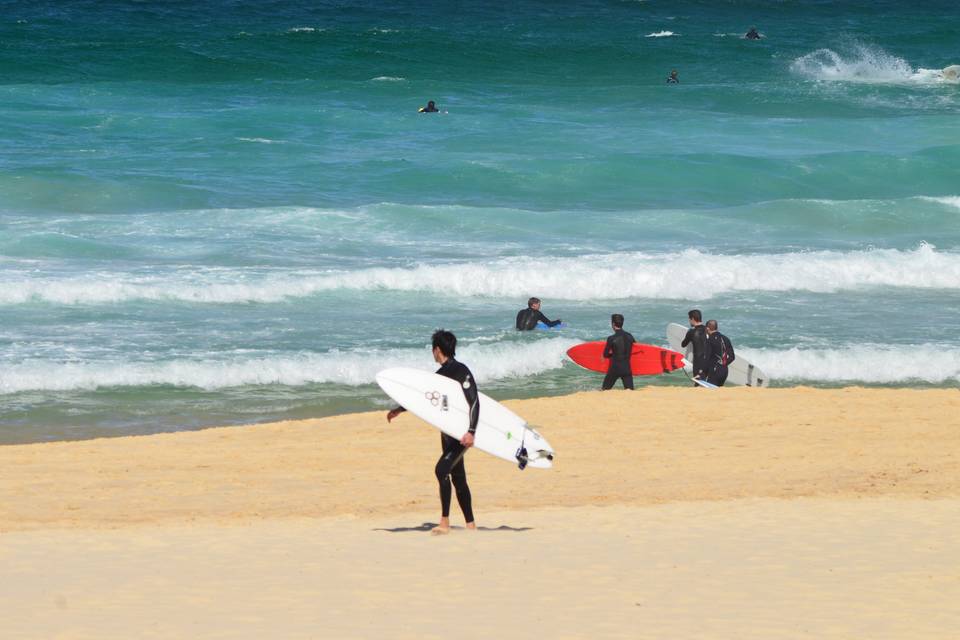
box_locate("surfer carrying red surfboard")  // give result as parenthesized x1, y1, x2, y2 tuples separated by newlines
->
(386, 329, 478, 535)
(601, 314, 636, 390)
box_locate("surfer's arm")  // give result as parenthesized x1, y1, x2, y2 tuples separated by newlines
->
(602, 337, 614, 359)
(725, 338, 736, 365)
(681, 328, 693, 347)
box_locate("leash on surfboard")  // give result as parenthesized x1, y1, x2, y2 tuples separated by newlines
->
(515, 426, 555, 471)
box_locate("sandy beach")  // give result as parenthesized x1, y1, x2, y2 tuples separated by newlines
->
(2, 387, 959, 638)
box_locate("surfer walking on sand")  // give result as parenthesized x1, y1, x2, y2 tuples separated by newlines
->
(705, 320, 736, 387)
(516, 297, 562, 331)
(386, 329, 478, 535)
(682, 309, 709, 384)
(602, 313, 635, 390)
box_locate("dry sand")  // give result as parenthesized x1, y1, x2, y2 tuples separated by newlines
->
(1, 387, 959, 638)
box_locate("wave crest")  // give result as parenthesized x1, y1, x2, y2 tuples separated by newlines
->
(791, 44, 958, 85)
(2, 245, 957, 305)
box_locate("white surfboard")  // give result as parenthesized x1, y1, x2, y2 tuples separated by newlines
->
(376, 367, 554, 469)
(666, 322, 771, 388)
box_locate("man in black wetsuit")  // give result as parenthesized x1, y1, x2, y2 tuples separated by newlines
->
(419, 100, 440, 113)
(704, 319, 736, 387)
(602, 313, 636, 390)
(745, 27, 761, 40)
(386, 329, 478, 535)
(516, 297, 562, 331)
(667, 69, 680, 84)
(681, 309, 709, 384)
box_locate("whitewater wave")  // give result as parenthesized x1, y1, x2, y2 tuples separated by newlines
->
(3, 245, 958, 306)
(370, 76, 406, 82)
(645, 31, 676, 38)
(741, 344, 960, 385)
(0, 338, 576, 394)
(791, 44, 959, 85)
(918, 196, 960, 210)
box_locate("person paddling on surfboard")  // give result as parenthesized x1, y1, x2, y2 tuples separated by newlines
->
(386, 329, 478, 535)
(418, 100, 440, 113)
(704, 319, 736, 387)
(516, 297, 562, 331)
(602, 313, 636, 390)
(682, 309, 710, 385)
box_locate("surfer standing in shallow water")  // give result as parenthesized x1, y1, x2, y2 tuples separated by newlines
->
(387, 329, 478, 535)
(602, 314, 636, 390)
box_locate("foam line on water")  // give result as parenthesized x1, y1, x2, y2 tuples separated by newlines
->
(3, 244, 958, 305)
(0, 338, 578, 394)
(740, 345, 960, 384)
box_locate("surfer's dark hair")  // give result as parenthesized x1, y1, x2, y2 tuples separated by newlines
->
(688, 309, 702, 322)
(706, 319, 718, 331)
(432, 329, 457, 357)
(527, 297, 540, 307)
(611, 313, 624, 328)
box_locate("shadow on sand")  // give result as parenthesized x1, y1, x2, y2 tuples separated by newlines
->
(374, 522, 533, 533)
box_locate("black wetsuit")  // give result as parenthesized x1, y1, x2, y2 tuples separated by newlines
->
(516, 308, 561, 331)
(681, 324, 709, 382)
(667, 76, 679, 84)
(393, 358, 478, 522)
(602, 328, 636, 390)
(705, 331, 735, 387)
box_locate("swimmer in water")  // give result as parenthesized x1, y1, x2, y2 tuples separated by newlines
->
(667, 69, 679, 84)
(419, 100, 440, 113)
(745, 27, 761, 40)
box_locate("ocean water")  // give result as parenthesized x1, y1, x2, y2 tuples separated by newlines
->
(2, 1, 959, 443)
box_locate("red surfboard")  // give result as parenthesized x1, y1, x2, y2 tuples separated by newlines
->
(566, 341, 686, 375)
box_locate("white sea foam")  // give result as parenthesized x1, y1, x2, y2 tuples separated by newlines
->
(645, 31, 676, 38)
(2, 245, 958, 306)
(287, 27, 319, 33)
(370, 76, 406, 82)
(917, 196, 960, 210)
(0, 338, 577, 394)
(791, 44, 959, 85)
(740, 345, 960, 384)
(236, 137, 283, 144)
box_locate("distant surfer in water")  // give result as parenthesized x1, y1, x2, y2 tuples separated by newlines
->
(418, 100, 440, 113)
(745, 27, 761, 40)
(681, 309, 709, 384)
(602, 313, 635, 390)
(704, 319, 736, 386)
(516, 297, 562, 331)
(667, 69, 680, 84)
(387, 329, 477, 535)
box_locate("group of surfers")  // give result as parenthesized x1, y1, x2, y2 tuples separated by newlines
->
(386, 296, 738, 535)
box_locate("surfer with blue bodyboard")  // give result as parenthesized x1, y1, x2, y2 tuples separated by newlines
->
(516, 297, 562, 331)
(386, 329, 478, 535)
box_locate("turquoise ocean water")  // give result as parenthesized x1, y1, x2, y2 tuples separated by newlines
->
(1, 1, 959, 443)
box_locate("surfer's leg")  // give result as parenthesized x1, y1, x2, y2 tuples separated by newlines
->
(601, 372, 617, 390)
(433, 435, 466, 534)
(622, 374, 634, 390)
(450, 457, 474, 525)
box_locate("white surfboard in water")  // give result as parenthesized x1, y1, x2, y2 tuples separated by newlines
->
(666, 322, 771, 388)
(376, 367, 555, 469)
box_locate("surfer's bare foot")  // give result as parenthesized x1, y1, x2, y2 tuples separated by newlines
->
(430, 517, 451, 535)
(465, 522, 477, 531)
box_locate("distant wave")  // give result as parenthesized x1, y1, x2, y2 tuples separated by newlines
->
(0, 338, 576, 394)
(370, 76, 406, 82)
(918, 196, 960, 210)
(741, 344, 960, 385)
(791, 43, 959, 85)
(4, 341, 957, 393)
(2, 245, 957, 306)
(645, 31, 677, 38)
